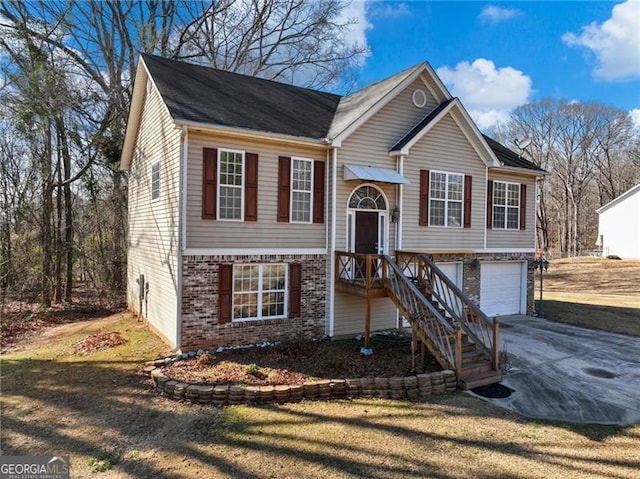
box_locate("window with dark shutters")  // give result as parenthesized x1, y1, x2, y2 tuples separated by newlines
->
(464, 175, 472, 228)
(419, 169, 429, 226)
(202, 148, 217, 219)
(313, 161, 325, 224)
(218, 264, 232, 324)
(289, 263, 301, 318)
(277, 156, 291, 222)
(245, 153, 258, 221)
(486, 180, 493, 229)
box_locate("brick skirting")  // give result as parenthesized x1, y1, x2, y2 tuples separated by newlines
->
(181, 254, 327, 350)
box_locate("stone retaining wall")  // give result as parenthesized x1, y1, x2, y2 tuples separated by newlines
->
(145, 362, 457, 406)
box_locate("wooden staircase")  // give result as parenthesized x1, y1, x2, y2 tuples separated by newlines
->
(335, 251, 502, 389)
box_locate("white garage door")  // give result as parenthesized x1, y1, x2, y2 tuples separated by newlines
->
(480, 262, 525, 316)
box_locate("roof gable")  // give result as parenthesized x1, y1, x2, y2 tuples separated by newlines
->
(327, 61, 451, 145)
(597, 184, 640, 214)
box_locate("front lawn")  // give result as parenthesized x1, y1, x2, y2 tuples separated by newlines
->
(1, 311, 638, 478)
(540, 258, 640, 336)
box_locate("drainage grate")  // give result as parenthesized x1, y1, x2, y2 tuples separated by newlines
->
(471, 383, 514, 399)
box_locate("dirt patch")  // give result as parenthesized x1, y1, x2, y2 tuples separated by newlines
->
(0, 297, 125, 354)
(162, 336, 441, 386)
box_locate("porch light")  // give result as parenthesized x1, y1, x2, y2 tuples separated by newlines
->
(391, 206, 400, 223)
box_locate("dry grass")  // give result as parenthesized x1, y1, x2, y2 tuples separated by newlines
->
(540, 258, 640, 336)
(2, 312, 639, 478)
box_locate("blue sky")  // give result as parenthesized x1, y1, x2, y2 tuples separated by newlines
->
(342, 0, 640, 129)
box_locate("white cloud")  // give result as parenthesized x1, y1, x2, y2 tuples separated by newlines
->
(338, 0, 373, 64)
(478, 5, 523, 23)
(369, 2, 411, 18)
(436, 59, 533, 130)
(630, 109, 640, 130)
(562, 0, 640, 81)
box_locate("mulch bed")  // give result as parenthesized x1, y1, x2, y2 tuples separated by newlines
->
(162, 335, 441, 386)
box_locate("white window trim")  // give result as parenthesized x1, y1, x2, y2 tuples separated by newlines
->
(150, 161, 161, 202)
(232, 264, 289, 322)
(217, 148, 245, 222)
(289, 157, 314, 224)
(429, 170, 464, 228)
(345, 183, 390, 254)
(493, 180, 521, 230)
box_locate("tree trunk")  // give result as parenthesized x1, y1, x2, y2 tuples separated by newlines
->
(41, 124, 53, 308)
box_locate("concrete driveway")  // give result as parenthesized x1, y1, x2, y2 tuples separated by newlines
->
(471, 315, 640, 426)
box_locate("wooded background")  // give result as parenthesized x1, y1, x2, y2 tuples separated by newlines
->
(1, 0, 638, 309)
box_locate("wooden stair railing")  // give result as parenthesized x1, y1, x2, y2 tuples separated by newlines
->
(395, 252, 502, 388)
(334, 251, 502, 389)
(381, 255, 458, 371)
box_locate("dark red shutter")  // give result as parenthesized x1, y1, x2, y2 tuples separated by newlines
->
(520, 184, 527, 230)
(218, 264, 233, 324)
(202, 148, 217, 219)
(289, 263, 301, 318)
(313, 161, 325, 224)
(419, 169, 430, 226)
(277, 156, 291, 222)
(486, 180, 493, 229)
(463, 175, 472, 228)
(245, 153, 258, 221)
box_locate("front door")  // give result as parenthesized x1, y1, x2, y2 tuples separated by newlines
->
(355, 211, 379, 254)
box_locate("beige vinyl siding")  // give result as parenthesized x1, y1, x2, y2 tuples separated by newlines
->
(486, 172, 537, 249)
(186, 132, 327, 249)
(334, 78, 438, 255)
(333, 294, 397, 337)
(126, 80, 181, 346)
(401, 113, 486, 250)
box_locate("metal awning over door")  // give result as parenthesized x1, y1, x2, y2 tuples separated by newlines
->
(343, 164, 409, 184)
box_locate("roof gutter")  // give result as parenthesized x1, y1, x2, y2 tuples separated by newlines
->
(489, 165, 548, 177)
(173, 119, 330, 148)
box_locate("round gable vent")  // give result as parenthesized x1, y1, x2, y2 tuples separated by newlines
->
(412, 89, 427, 108)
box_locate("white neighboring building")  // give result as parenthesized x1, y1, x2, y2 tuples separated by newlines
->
(596, 184, 640, 259)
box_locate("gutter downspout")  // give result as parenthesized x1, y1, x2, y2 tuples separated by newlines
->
(175, 125, 188, 351)
(483, 167, 488, 251)
(397, 155, 404, 251)
(396, 155, 404, 329)
(328, 147, 338, 337)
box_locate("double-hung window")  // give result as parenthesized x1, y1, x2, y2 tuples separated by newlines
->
(493, 181, 520, 229)
(233, 264, 287, 321)
(291, 158, 313, 223)
(151, 161, 160, 201)
(429, 171, 463, 227)
(218, 150, 244, 220)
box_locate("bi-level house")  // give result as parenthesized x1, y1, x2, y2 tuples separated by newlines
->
(121, 55, 544, 388)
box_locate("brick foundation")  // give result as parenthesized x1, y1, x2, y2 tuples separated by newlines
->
(181, 254, 326, 350)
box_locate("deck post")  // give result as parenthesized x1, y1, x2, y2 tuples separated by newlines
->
(455, 324, 462, 377)
(492, 318, 500, 369)
(363, 295, 372, 351)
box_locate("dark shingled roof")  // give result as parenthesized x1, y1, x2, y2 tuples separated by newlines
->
(142, 54, 341, 140)
(482, 135, 545, 172)
(390, 98, 456, 153)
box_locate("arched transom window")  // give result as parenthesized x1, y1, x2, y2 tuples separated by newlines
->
(348, 185, 387, 210)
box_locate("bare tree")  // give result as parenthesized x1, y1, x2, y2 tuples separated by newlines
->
(493, 99, 640, 258)
(0, 0, 369, 305)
